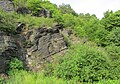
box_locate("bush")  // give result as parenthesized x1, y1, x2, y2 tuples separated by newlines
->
(105, 45, 120, 61)
(0, 10, 16, 34)
(53, 44, 111, 82)
(61, 14, 76, 28)
(99, 10, 120, 46)
(105, 45, 120, 79)
(101, 10, 120, 31)
(8, 58, 24, 71)
(105, 28, 120, 46)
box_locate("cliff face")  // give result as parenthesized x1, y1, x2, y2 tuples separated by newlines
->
(0, 0, 14, 11)
(0, 30, 23, 73)
(0, 26, 68, 72)
(24, 28, 67, 71)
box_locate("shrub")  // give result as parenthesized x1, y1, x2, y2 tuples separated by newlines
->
(99, 10, 120, 46)
(53, 44, 111, 82)
(101, 10, 120, 31)
(61, 14, 76, 28)
(105, 45, 120, 79)
(105, 45, 120, 61)
(0, 10, 16, 34)
(8, 58, 24, 71)
(105, 28, 120, 46)
(59, 4, 78, 16)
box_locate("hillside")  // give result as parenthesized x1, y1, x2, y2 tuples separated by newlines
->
(0, 0, 120, 84)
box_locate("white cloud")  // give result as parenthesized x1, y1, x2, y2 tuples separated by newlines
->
(49, 0, 120, 19)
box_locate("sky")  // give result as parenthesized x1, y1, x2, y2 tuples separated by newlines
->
(49, 0, 120, 19)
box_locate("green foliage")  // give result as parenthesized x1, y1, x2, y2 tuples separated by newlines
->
(101, 10, 120, 31)
(96, 80, 120, 84)
(59, 3, 78, 16)
(39, 1, 63, 23)
(105, 28, 120, 46)
(46, 44, 120, 83)
(103, 10, 113, 18)
(67, 13, 101, 40)
(71, 10, 120, 46)
(0, 10, 16, 33)
(92, 27, 109, 46)
(17, 14, 54, 28)
(61, 14, 76, 28)
(105, 45, 120, 61)
(26, 0, 42, 14)
(13, 0, 27, 8)
(0, 9, 54, 32)
(53, 44, 111, 82)
(105, 45, 120, 79)
(100, 10, 120, 46)
(0, 78, 3, 84)
(8, 58, 24, 71)
(26, 0, 62, 23)
(3, 70, 79, 84)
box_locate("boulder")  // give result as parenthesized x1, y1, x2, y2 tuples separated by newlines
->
(60, 29, 73, 37)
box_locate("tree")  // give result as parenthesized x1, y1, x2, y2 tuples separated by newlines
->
(100, 10, 120, 46)
(59, 3, 78, 16)
(101, 10, 120, 31)
(103, 10, 113, 18)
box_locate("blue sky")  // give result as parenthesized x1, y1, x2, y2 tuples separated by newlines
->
(49, 0, 120, 19)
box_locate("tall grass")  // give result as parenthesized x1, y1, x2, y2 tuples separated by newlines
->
(17, 14, 55, 29)
(3, 70, 80, 84)
(2, 70, 119, 84)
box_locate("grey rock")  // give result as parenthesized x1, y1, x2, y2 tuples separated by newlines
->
(16, 22, 26, 34)
(0, 57, 7, 73)
(16, 7, 31, 14)
(25, 28, 67, 71)
(0, 0, 14, 12)
(0, 30, 22, 73)
(60, 29, 73, 37)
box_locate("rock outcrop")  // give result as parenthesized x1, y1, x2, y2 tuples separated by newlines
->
(0, 25, 67, 72)
(33, 7, 52, 18)
(0, 0, 14, 11)
(24, 28, 67, 71)
(0, 30, 23, 73)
